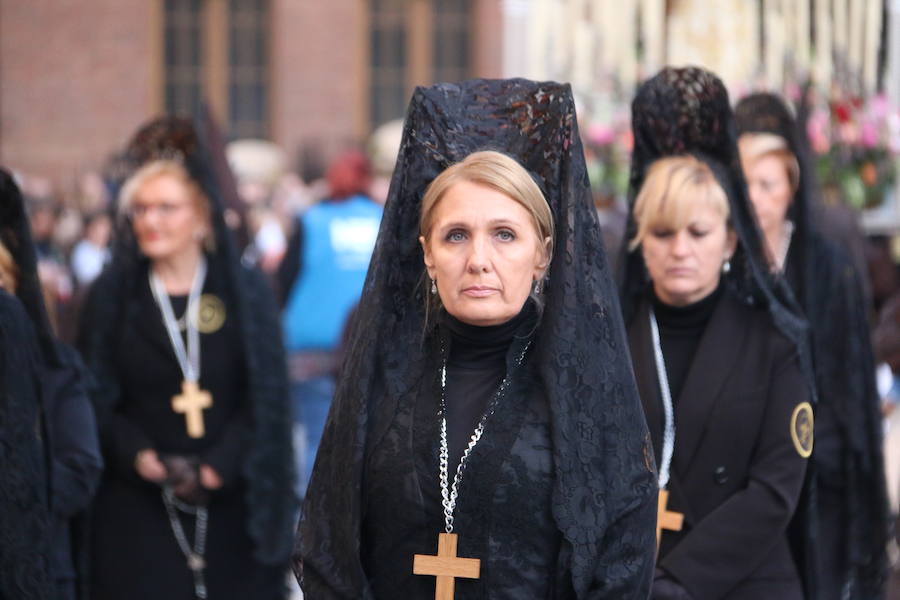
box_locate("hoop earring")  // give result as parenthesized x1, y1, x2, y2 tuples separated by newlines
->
(430, 279, 437, 295)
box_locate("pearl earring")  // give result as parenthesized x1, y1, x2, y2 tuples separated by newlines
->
(533, 279, 542, 294)
(722, 259, 731, 274)
(430, 279, 437, 295)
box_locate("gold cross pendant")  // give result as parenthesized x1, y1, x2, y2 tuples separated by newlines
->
(657, 489, 684, 547)
(413, 532, 481, 600)
(171, 380, 213, 438)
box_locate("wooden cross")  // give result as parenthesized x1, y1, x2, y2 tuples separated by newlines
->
(657, 489, 684, 546)
(413, 532, 480, 600)
(171, 380, 213, 438)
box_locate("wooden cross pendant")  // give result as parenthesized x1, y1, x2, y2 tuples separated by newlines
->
(171, 380, 213, 438)
(413, 532, 480, 600)
(657, 489, 684, 546)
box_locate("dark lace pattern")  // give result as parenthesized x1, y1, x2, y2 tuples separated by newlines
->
(295, 78, 657, 598)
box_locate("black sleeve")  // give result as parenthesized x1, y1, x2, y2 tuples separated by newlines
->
(660, 342, 809, 598)
(46, 344, 104, 518)
(76, 276, 154, 482)
(586, 487, 657, 599)
(277, 217, 304, 307)
(201, 408, 251, 491)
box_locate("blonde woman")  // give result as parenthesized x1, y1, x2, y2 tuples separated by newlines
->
(79, 117, 294, 600)
(296, 80, 657, 599)
(737, 92, 887, 600)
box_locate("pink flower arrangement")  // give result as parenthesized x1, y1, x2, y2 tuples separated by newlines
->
(810, 91, 899, 210)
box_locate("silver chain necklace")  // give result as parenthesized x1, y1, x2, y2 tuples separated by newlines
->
(649, 310, 676, 490)
(437, 341, 530, 534)
(162, 487, 209, 599)
(148, 256, 207, 382)
(152, 260, 209, 598)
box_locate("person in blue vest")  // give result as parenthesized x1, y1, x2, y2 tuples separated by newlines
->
(278, 149, 382, 500)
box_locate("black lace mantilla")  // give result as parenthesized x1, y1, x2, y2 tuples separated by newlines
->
(294, 78, 658, 598)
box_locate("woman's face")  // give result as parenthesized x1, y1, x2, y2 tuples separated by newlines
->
(130, 174, 208, 263)
(744, 154, 793, 236)
(420, 180, 549, 326)
(641, 202, 735, 306)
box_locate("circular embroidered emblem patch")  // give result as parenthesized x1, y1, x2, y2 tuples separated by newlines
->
(196, 294, 226, 334)
(790, 402, 814, 458)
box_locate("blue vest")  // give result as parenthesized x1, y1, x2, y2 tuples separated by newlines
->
(282, 195, 382, 351)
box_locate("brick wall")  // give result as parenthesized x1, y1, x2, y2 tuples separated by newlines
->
(270, 0, 365, 176)
(0, 0, 501, 187)
(0, 0, 158, 184)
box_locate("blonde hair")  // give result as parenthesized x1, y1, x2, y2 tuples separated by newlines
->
(119, 159, 216, 252)
(0, 239, 18, 294)
(420, 151, 554, 259)
(738, 132, 800, 192)
(630, 156, 730, 251)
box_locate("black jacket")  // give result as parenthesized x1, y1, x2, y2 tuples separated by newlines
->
(42, 342, 103, 590)
(629, 292, 809, 599)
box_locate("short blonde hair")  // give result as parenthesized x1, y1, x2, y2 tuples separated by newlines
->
(630, 156, 730, 251)
(119, 159, 216, 252)
(419, 151, 554, 260)
(0, 240, 18, 294)
(738, 132, 800, 192)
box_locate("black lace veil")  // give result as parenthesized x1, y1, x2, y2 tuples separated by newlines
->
(734, 93, 818, 307)
(295, 78, 657, 596)
(77, 116, 296, 565)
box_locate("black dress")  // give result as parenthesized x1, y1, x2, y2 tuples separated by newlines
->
(629, 289, 809, 599)
(88, 262, 284, 600)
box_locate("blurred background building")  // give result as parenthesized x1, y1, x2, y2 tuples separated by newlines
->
(0, 0, 505, 184)
(3, 1, 898, 186)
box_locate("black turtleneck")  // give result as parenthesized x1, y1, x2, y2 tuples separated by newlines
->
(651, 284, 723, 401)
(441, 301, 536, 473)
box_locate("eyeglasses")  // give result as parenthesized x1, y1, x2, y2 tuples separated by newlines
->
(128, 202, 191, 220)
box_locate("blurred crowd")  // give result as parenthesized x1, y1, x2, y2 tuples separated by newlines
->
(6, 102, 900, 598)
(13, 128, 900, 415)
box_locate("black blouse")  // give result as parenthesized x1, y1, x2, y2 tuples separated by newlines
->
(651, 285, 723, 402)
(441, 302, 536, 473)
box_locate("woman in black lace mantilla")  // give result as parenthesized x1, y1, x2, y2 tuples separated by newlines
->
(77, 117, 295, 600)
(294, 79, 658, 599)
(736, 92, 888, 599)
